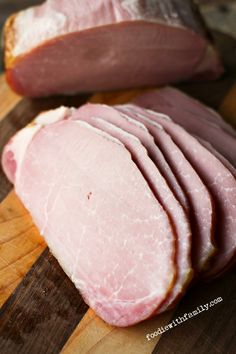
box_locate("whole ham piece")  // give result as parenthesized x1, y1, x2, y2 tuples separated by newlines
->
(4, 0, 223, 97)
(2, 107, 177, 327)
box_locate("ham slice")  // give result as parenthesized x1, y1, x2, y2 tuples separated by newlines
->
(2, 108, 176, 327)
(131, 103, 236, 277)
(199, 139, 236, 179)
(4, 0, 223, 97)
(148, 87, 236, 137)
(74, 103, 189, 211)
(134, 88, 236, 166)
(116, 104, 215, 273)
(73, 104, 192, 311)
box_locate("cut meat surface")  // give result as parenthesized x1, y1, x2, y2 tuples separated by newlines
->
(135, 88, 236, 166)
(74, 103, 189, 211)
(147, 87, 236, 137)
(131, 103, 236, 277)
(2, 112, 176, 327)
(198, 138, 236, 180)
(73, 104, 192, 311)
(116, 104, 215, 273)
(4, 0, 223, 97)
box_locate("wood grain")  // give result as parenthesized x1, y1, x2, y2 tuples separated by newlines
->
(0, 75, 20, 120)
(62, 309, 174, 354)
(0, 249, 89, 354)
(152, 269, 236, 354)
(0, 191, 46, 307)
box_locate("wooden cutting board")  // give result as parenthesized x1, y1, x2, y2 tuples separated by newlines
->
(0, 70, 236, 354)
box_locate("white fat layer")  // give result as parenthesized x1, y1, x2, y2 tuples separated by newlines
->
(11, 106, 75, 184)
(74, 120, 124, 146)
(116, 103, 170, 127)
(13, 7, 67, 56)
(36, 106, 76, 125)
(92, 116, 141, 144)
(9, 125, 41, 184)
(119, 112, 149, 131)
(146, 109, 172, 121)
(134, 112, 165, 130)
(12, 0, 184, 57)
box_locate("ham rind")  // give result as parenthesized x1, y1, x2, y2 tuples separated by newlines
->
(4, 0, 223, 97)
(73, 103, 189, 212)
(130, 103, 236, 277)
(2, 112, 176, 327)
(117, 104, 215, 273)
(134, 88, 236, 166)
(73, 104, 192, 311)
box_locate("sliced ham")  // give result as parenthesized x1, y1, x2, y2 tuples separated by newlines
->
(2, 109, 176, 327)
(131, 103, 236, 277)
(198, 138, 236, 180)
(134, 88, 236, 166)
(75, 103, 189, 211)
(73, 104, 192, 311)
(149, 87, 236, 137)
(4, 0, 223, 97)
(116, 104, 215, 273)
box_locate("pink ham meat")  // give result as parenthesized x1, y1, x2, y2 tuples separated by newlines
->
(131, 103, 236, 277)
(74, 104, 189, 211)
(149, 87, 236, 137)
(134, 88, 236, 165)
(4, 0, 223, 97)
(116, 104, 215, 273)
(2, 108, 176, 327)
(198, 138, 236, 180)
(73, 104, 192, 311)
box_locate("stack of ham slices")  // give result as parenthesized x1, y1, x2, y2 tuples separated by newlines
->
(2, 88, 236, 327)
